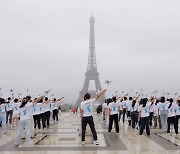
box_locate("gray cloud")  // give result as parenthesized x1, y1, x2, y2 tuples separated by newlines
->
(0, 0, 179, 103)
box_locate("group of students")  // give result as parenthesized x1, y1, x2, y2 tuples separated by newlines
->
(78, 90, 180, 145)
(1, 90, 179, 146)
(0, 95, 63, 145)
(102, 94, 180, 136)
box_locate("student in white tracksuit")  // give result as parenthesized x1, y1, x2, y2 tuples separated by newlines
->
(14, 96, 44, 146)
(0, 98, 7, 134)
(158, 97, 168, 132)
(12, 98, 20, 128)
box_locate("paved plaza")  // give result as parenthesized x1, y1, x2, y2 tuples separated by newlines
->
(0, 112, 179, 154)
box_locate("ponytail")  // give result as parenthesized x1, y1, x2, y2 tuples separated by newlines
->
(168, 98, 173, 109)
(178, 100, 180, 107)
(142, 98, 147, 107)
(132, 100, 136, 108)
(19, 98, 27, 108)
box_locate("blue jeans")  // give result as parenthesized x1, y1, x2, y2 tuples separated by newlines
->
(0, 112, 6, 133)
(14, 119, 31, 145)
(131, 111, 138, 128)
(139, 116, 150, 135)
(160, 110, 167, 130)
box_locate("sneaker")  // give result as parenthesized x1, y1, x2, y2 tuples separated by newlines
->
(117, 132, 120, 135)
(10, 125, 13, 130)
(94, 140, 99, 145)
(14, 143, 19, 147)
(25, 141, 32, 145)
(2, 132, 6, 135)
(81, 141, 85, 145)
(108, 132, 111, 135)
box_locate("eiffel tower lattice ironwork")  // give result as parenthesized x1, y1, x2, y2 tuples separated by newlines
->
(75, 15, 105, 107)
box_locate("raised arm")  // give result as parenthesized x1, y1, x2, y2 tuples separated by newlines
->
(134, 94, 141, 101)
(176, 95, 180, 102)
(33, 96, 45, 104)
(57, 97, 64, 102)
(119, 93, 128, 102)
(95, 90, 107, 101)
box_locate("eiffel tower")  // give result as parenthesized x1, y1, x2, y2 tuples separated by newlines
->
(75, 15, 105, 107)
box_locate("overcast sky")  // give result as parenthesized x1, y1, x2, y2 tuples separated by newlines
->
(0, 0, 179, 104)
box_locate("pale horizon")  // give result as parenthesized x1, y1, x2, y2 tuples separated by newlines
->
(0, 0, 179, 105)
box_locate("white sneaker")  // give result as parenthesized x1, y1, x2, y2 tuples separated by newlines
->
(108, 132, 111, 135)
(163, 129, 166, 132)
(25, 141, 32, 145)
(9, 125, 13, 130)
(81, 141, 85, 145)
(94, 140, 99, 145)
(117, 132, 120, 135)
(2, 132, 6, 135)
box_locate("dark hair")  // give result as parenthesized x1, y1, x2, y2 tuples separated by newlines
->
(129, 97, 133, 100)
(132, 100, 136, 107)
(168, 98, 173, 109)
(45, 97, 48, 101)
(140, 99, 143, 105)
(53, 98, 56, 101)
(84, 93, 91, 100)
(155, 99, 159, 105)
(124, 97, 127, 100)
(7, 97, 11, 101)
(26, 96, 31, 102)
(160, 97, 165, 103)
(142, 98, 148, 107)
(38, 98, 43, 103)
(19, 97, 28, 108)
(107, 98, 112, 105)
(14, 98, 18, 103)
(0, 98, 6, 104)
(112, 96, 116, 102)
(178, 100, 180, 106)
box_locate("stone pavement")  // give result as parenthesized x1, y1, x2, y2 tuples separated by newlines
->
(0, 112, 179, 154)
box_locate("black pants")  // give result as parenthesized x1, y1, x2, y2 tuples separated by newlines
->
(103, 111, 105, 121)
(131, 111, 138, 128)
(53, 109, 58, 122)
(176, 115, 179, 134)
(40, 113, 46, 129)
(45, 111, 50, 127)
(167, 116, 178, 134)
(33, 114, 41, 129)
(158, 115, 162, 129)
(122, 108, 126, 123)
(6, 110, 13, 124)
(149, 112, 153, 126)
(82, 116, 97, 141)
(119, 110, 122, 121)
(139, 116, 150, 135)
(108, 114, 119, 133)
(127, 111, 131, 126)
